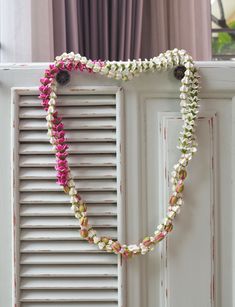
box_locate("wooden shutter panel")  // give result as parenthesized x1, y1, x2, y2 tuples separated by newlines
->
(13, 87, 124, 307)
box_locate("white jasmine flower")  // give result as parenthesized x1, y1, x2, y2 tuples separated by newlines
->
(167, 211, 175, 219)
(68, 179, 75, 188)
(68, 52, 75, 60)
(48, 98, 56, 106)
(98, 242, 106, 250)
(115, 72, 122, 80)
(49, 137, 56, 145)
(177, 198, 183, 205)
(70, 195, 79, 203)
(140, 244, 148, 255)
(86, 60, 94, 68)
(100, 67, 109, 75)
(88, 229, 96, 238)
(46, 114, 54, 121)
(69, 187, 77, 196)
(80, 56, 87, 64)
(47, 129, 53, 137)
(93, 236, 101, 244)
(128, 244, 140, 253)
(61, 52, 68, 60)
(172, 205, 181, 214)
(49, 92, 57, 99)
(93, 64, 101, 72)
(157, 224, 164, 231)
(74, 54, 82, 61)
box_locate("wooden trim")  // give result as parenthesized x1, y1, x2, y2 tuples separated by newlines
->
(11, 89, 21, 307)
(2, 61, 235, 69)
(116, 87, 126, 307)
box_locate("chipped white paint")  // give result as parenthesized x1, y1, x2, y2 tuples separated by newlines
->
(0, 62, 234, 307)
(158, 112, 216, 307)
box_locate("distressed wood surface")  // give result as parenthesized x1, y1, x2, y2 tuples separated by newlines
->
(0, 62, 234, 307)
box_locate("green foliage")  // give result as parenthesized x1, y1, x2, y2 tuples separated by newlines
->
(212, 20, 235, 56)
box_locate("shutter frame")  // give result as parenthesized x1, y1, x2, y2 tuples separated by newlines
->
(12, 86, 125, 307)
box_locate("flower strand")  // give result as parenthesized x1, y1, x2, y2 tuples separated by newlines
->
(39, 49, 200, 258)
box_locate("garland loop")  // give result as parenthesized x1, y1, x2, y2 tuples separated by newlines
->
(39, 49, 200, 259)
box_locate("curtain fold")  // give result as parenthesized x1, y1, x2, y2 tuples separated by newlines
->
(52, 0, 211, 61)
(65, 0, 79, 53)
(52, 0, 67, 56)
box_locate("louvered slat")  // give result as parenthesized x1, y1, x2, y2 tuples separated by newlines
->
(15, 92, 121, 306)
(19, 106, 116, 118)
(20, 130, 116, 142)
(20, 154, 116, 167)
(20, 203, 117, 216)
(21, 228, 118, 241)
(20, 179, 117, 191)
(20, 192, 117, 204)
(20, 143, 116, 154)
(20, 167, 117, 179)
(19, 118, 116, 130)
(21, 303, 117, 307)
(20, 277, 118, 290)
(20, 254, 118, 265)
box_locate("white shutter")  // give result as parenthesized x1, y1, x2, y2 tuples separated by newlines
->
(13, 88, 124, 307)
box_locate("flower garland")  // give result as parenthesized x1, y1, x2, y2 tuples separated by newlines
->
(39, 49, 200, 259)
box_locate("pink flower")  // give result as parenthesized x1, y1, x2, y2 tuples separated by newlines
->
(76, 193, 82, 200)
(122, 250, 133, 259)
(56, 171, 69, 186)
(56, 137, 65, 145)
(74, 62, 80, 70)
(41, 98, 49, 108)
(39, 85, 51, 95)
(40, 77, 51, 86)
(78, 62, 85, 72)
(93, 59, 105, 67)
(53, 123, 64, 131)
(44, 69, 55, 78)
(154, 232, 165, 243)
(56, 178, 68, 186)
(57, 172, 69, 180)
(56, 144, 69, 152)
(55, 160, 68, 169)
(49, 64, 59, 74)
(52, 116, 62, 125)
(56, 61, 65, 70)
(55, 165, 68, 172)
(52, 111, 58, 117)
(56, 152, 68, 159)
(53, 130, 65, 138)
(111, 241, 121, 253)
(66, 61, 74, 71)
(38, 93, 49, 100)
(52, 119, 61, 126)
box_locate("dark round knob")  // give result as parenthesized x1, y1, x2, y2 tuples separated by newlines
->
(56, 70, 70, 85)
(174, 65, 186, 80)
